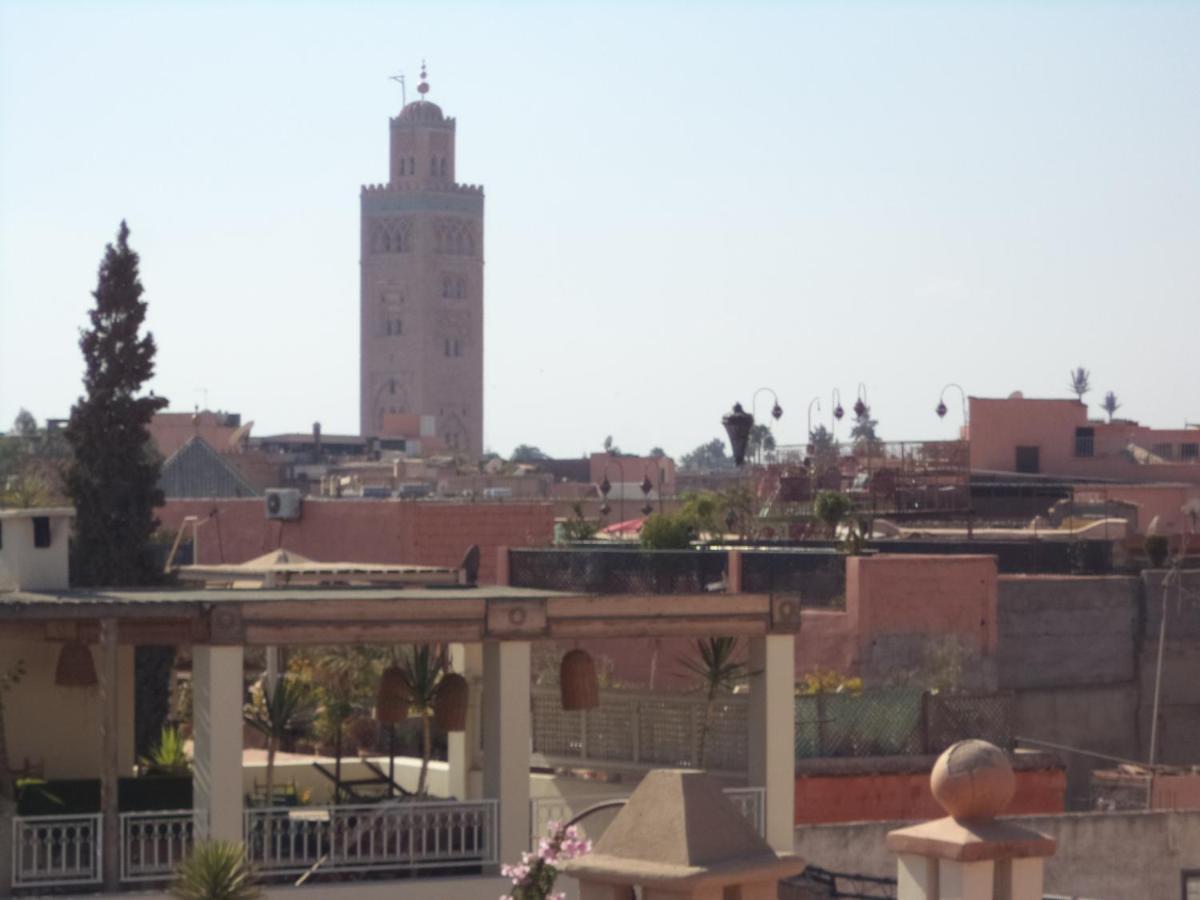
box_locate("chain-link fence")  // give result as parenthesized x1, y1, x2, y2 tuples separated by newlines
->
(741, 550, 846, 607)
(532, 686, 1014, 769)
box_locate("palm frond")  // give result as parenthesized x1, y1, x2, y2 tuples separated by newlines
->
(170, 840, 262, 900)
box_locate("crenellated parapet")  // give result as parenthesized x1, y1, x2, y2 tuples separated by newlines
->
(361, 181, 484, 196)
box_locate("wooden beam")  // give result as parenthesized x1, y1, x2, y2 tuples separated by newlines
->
(243, 620, 485, 646)
(239, 598, 487, 622)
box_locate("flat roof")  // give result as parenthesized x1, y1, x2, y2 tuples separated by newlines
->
(0, 507, 75, 520)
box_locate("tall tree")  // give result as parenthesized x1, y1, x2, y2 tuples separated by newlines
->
(679, 438, 731, 471)
(1102, 391, 1121, 423)
(748, 424, 776, 463)
(64, 222, 169, 586)
(1068, 367, 1091, 401)
(511, 444, 550, 463)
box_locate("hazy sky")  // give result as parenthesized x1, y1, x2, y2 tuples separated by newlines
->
(1, 1, 1197, 459)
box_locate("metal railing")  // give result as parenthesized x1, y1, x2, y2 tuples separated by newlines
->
(510, 548, 729, 594)
(12, 813, 102, 889)
(244, 799, 498, 876)
(120, 809, 204, 883)
(532, 686, 749, 773)
(530, 787, 763, 845)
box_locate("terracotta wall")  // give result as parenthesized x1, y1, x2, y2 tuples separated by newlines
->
(794, 765, 1066, 824)
(1074, 484, 1200, 536)
(158, 498, 554, 583)
(968, 397, 1200, 483)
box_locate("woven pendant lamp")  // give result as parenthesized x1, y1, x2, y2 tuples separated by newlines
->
(55, 641, 97, 687)
(433, 673, 469, 732)
(560, 648, 599, 711)
(375, 665, 411, 724)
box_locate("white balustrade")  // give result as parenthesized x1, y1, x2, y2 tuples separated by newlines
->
(12, 813, 102, 888)
(120, 809, 204, 883)
(244, 799, 499, 876)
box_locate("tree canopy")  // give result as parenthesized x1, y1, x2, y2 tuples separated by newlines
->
(64, 222, 169, 586)
(511, 444, 550, 462)
(679, 438, 732, 471)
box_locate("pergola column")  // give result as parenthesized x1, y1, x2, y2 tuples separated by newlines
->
(748, 634, 795, 854)
(482, 640, 531, 868)
(448, 642, 484, 800)
(192, 644, 244, 841)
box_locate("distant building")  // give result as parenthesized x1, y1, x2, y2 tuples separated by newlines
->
(969, 395, 1200, 484)
(360, 64, 484, 457)
(159, 436, 259, 499)
(147, 410, 249, 458)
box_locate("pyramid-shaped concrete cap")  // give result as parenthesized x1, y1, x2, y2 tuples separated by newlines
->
(563, 769, 804, 886)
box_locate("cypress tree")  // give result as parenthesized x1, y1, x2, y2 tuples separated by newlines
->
(65, 221, 169, 586)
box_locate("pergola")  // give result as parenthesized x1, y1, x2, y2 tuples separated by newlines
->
(0, 544, 797, 898)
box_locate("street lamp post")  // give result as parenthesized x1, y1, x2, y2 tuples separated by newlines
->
(599, 456, 627, 523)
(806, 397, 821, 452)
(936, 383, 968, 426)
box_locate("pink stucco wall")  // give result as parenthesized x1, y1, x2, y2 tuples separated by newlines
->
(1074, 484, 1200, 536)
(571, 554, 999, 687)
(158, 498, 554, 583)
(968, 397, 1200, 483)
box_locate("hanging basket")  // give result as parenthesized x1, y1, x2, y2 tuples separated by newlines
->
(560, 649, 599, 711)
(433, 673, 469, 732)
(375, 665, 411, 724)
(55, 641, 97, 688)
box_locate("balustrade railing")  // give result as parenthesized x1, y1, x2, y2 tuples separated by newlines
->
(12, 813, 102, 889)
(120, 809, 203, 883)
(244, 799, 498, 876)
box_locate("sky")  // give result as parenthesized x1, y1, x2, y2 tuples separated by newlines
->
(1, 1, 1197, 460)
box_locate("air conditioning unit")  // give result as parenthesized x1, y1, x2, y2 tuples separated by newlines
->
(265, 488, 302, 520)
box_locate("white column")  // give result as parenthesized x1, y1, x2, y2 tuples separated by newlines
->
(192, 645, 244, 841)
(448, 642, 484, 800)
(938, 859, 994, 900)
(897, 854, 939, 900)
(996, 858, 1045, 900)
(483, 640, 531, 867)
(748, 633, 794, 854)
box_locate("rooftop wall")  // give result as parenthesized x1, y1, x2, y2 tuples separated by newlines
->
(157, 498, 555, 583)
(792, 808, 1200, 900)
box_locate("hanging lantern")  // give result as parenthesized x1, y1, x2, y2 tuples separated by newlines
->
(936, 400, 948, 419)
(375, 665, 411, 724)
(833, 404, 845, 420)
(55, 641, 97, 688)
(722, 403, 754, 467)
(641, 502, 653, 516)
(640, 475, 653, 496)
(600, 502, 611, 516)
(853, 398, 867, 418)
(560, 649, 599, 711)
(771, 402, 783, 421)
(433, 673, 469, 732)
(599, 475, 612, 497)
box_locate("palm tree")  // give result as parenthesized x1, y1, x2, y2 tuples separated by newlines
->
(170, 840, 262, 900)
(244, 675, 314, 809)
(397, 644, 448, 796)
(1103, 391, 1121, 423)
(679, 638, 748, 768)
(1069, 367, 1091, 401)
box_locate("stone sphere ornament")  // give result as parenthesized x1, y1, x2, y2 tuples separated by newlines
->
(930, 739, 1015, 821)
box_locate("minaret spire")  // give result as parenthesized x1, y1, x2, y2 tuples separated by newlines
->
(417, 60, 430, 99)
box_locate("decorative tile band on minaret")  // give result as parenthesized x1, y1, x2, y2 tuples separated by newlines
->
(359, 64, 485, 458)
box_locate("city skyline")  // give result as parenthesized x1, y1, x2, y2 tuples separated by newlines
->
(1, 2, 1197, 459)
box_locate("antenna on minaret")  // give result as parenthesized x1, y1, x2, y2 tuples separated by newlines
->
(389, 72, 407, 106)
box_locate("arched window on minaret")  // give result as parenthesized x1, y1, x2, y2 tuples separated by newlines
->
(440, 158, 447, 176)
(430, 157, 437, 176)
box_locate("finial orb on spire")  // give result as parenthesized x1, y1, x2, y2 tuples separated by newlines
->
(418, 59, 430, 96)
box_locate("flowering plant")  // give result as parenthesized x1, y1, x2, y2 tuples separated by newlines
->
(500, 821, 592, 900)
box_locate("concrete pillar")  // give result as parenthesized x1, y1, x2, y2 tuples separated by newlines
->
(748, 634, 794, 854)
(482, 640, 531, 867)
(897, 854, 938, 899)
(448, 642, 484, 800)
(937, 860, 993, 900)
(192, 645, 244, 841)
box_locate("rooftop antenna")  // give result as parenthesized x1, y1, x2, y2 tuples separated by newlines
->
(389, 72, 407, 106)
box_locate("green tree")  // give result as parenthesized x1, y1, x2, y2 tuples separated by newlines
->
(814, 491, 853, 538)
(11, 409, 37, 437)
(244, 676, 314, 809)
(64, 222, 169, 586)
(808, 425, 837, 458)
(1, 410, 67, 509)
(1068, 366, 1091, 401)
(679, 638, 747, 768)
(1102, 391, 1121, 422)
(748, 424, 776, 463)
(649, 446, 666, 458)
(679, 438, 731, 471)
(397, 644, 448, 796)
(511, 444, 549, 463)
(602, 435, 621, 455)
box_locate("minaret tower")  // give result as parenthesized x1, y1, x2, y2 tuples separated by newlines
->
(360, 63, 484, 456)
